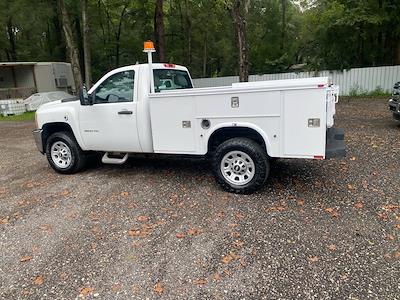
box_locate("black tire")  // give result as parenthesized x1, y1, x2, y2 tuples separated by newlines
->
(45, 131, 87, 174)
(212, 138, 269, 194)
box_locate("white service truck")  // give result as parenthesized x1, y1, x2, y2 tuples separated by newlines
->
(33, 42, 345, 194)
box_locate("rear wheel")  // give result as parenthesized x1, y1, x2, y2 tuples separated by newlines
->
(45, 132, 86, 174)
(212, 138, 269, 194)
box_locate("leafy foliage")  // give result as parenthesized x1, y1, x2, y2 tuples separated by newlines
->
(0, 0, 399, 81)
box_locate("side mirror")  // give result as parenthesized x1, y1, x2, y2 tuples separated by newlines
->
(79, 85, 93, 106)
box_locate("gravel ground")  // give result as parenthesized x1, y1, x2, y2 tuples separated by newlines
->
(0, 97, 399, 300)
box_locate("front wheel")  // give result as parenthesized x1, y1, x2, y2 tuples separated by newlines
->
(212, 138, 269, 194)
(45, 132, 87, 174)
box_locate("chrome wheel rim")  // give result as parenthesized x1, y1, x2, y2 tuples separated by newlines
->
(50, 141, 72, 169)
(220, 151, 255, 186)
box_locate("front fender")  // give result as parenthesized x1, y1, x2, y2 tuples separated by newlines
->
(36, 102, 86, 150)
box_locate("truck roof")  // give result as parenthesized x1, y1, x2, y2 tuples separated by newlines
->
(112, 63, 189, 73)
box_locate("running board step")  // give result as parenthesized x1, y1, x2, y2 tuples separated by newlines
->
(102, 152, 128, 165)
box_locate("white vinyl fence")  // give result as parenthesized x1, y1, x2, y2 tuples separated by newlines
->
(192, 65, 400, 96)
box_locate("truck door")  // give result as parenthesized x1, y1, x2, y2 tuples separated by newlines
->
(79, 70, 142, 152)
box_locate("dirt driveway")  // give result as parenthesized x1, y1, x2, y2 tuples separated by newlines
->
(0, 98, 399, 299)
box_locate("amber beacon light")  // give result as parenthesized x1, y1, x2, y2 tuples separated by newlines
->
(144, 40, 155, 52)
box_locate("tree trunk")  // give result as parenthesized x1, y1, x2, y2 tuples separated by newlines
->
(6, 17, 17, 61)
(280, 0, 286, 51)
(82, 0, 92, 88)
(203, 33, 207, 77)
(184, 0, 192, 66)
(397, 41, 400, 65)
(154, 0, 166, 62)
(229, 0, 250, 82)
(58, 0, 83, 90)
(115, 5, 127, 67)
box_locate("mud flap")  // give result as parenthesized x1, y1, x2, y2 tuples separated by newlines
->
(325, 127, 346, 159)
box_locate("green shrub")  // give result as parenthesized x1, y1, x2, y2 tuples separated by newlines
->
(348, 85, 390, 97)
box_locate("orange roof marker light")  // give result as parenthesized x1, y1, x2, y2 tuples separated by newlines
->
(144, 40, 156, 53)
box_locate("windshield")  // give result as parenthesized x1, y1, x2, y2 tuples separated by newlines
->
(153, 69, 193, 93)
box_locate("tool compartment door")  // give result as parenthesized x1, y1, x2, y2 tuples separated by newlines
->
(282, 89, 327, 157)
(149, 96, 197, 153)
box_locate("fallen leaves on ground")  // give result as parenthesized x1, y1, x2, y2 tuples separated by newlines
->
(235, 213, 244, 220)
(128, 225, 152, 238)
(233, 240, 244, 248)
(266, 204, 287, 212)
(34, 275, 44, 285)
(193, 279, 207, 286)
(213, 273, 221, 281)
(354, 201, 364, 209)
(386, 234, 395, 241)
(187, 228, 202, 236)
(128, 229, 142, 237)
(128, 220, 166, 238)
(222, 252, 240, 264)
(378, 212, 388, 221)
(327, 244, 337, 251)
(324, 207, 340, 218)
(154, 282, 163, 295)
(20, 255, 32, 262)
(347, 184, 356, 191)
(80, 287, 94, 297)
(112, 283, 123, 293)
(382, 204, 399, 212)
(216, 211, 225, 219)
(38, 224, 53, 232)
(137, 215, 149, 222)
(175, 232, 185, 238)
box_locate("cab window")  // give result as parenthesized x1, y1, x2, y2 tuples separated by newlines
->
(94, 70, 134, 103)
(153, 69, 192, 93)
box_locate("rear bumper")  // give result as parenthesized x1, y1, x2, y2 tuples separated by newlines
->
(33, 129, 44, 154)
(388, 99, 400, 120)
(325, 127, 346, 159)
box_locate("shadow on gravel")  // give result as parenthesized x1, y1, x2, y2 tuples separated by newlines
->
(84, 154, 324, 194)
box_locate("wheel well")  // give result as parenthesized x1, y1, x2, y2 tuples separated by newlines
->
(207, 127, 267, 153)
(42, 122, 74, 152)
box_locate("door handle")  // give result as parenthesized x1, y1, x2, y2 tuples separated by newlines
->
(118, 110, 133, 115)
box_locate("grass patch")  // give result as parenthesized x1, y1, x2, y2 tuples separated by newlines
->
(349, 85, 391, 97)
(0, 111, 35, 122)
